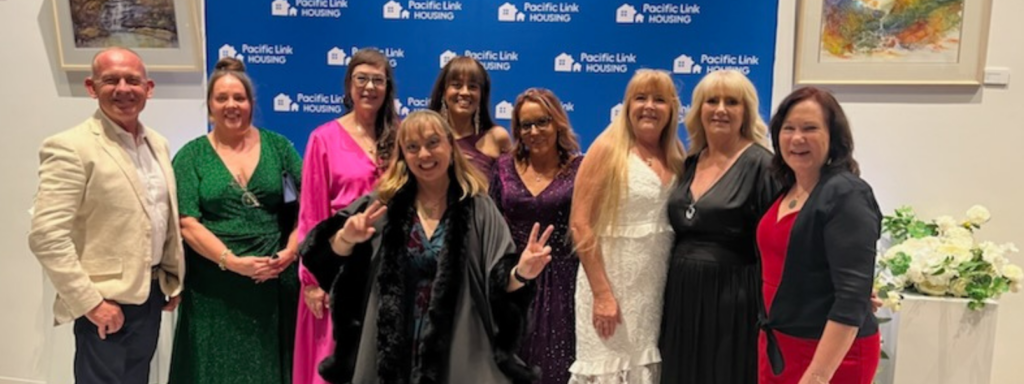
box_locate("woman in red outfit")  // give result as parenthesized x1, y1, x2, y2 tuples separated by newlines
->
(756, 87, 881, 384)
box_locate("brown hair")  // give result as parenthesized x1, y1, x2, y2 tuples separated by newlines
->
(510, 88, 581, 167)
(768, 86, 860, 188)
(343, 48, 399, 166)
(427, 56, 497, 134)
(206, 57, 255, 120)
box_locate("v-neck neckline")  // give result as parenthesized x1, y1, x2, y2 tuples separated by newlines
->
(512, 160, 562, 198)
(686, 144, 753, 206)
(205, 129, 265, 190)
(631, 152, 674, 188)
(338, 121, 377, 166)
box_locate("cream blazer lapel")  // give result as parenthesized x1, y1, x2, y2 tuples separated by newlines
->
(91, 111, 152, 220)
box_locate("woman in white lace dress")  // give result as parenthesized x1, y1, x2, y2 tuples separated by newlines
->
(569, 70, 686, 383)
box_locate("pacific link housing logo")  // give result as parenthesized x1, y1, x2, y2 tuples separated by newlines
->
(609, 103, 689, 123)
(383, 0, 463, 21)
(219, 43, 294, 65)
(686, 53, 761, 75)
(328, 46, 406, 67)
(554, 52, 636, 74)
(441, 49, 518, 71)
(493, 99, 574, 121)
(615, 3, 700, 24)
(273, 93, 344, 114)
(497, 2, 580, 23)
(272, 0, 349, 18)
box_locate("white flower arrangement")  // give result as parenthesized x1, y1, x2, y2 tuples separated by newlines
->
(875, 205, 1021, 310)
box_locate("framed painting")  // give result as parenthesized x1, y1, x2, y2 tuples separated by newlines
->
(795, 0, 992, 85)
(52, 0, 202, 72)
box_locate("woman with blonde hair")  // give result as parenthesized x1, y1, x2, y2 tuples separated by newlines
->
(659, 69, 778, 384)
(300, 110, 553, 383)
(569, 69, 685, 383)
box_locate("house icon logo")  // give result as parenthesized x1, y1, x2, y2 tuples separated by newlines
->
(616, 4, 643, 23)
(554, 53, 581, 72)
(498, 3, 524, 22)
(439, 50, 458, 69)
(272, 0, 297, 16)
(495, 100, 513, 120)
(610, 103, 623, 122)
(383, 0, 410, 19)
(328, 47, 350, 66)
(218, 44, 243, 61)
(274, 94, 299, 112)
(673, 54, 702, 74)
(394, 99, 411, 117)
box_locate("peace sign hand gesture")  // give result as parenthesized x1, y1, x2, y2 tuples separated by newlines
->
(331, 200, 387, 256)
(514, 223, 555, 280)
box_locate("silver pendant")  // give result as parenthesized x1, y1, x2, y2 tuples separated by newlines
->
(685, 204, 696, 219)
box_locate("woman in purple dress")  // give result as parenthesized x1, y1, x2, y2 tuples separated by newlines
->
(490, 88, 583, 384)
(428, 56, 511, 178)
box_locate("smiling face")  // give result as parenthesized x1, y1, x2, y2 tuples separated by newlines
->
(85, 49, 153, 130)
(349, 63, 387, 115)
(400, 121, 453, 186)
(699, 86, 745, 139)
(779, 99, 831, 179)
(444, 73, 481, 117)
(208, 74, 252, 132)
(627, 88, 672, 141)
(517, 101, 558, 160)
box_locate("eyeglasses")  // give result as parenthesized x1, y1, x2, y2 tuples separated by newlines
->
(352, 74, 387, 88)
(519, 116, 554, 133)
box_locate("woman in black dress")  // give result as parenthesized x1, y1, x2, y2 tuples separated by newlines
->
(659, 70, 778, 384)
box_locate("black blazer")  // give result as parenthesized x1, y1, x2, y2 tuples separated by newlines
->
(763, 169, 881, 339)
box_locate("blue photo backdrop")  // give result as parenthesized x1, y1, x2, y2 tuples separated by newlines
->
(206, 1, 779, 155)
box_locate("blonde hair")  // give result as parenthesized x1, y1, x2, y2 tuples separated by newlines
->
(591, 69, 686, 235)
(684, 70, 769, 154)
(376, 110, 487, 202)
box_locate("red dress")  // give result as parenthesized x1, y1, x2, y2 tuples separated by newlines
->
(756, 198, 880, 384)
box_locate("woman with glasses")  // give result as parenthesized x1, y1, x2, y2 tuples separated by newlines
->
(489, 88, 582, 384)
(301, 110, 551, 383)
(428, 56, 511, 179)
(169, 57, 302, 383)
(292, 48, 398, 384)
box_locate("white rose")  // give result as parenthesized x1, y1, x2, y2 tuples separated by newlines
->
(950, 278, 970, 297)
(934, 215, 958, 234)
(1002, 265, 1024, 283)
(916, 280, 949, 296)
(966, 205, 991, 226)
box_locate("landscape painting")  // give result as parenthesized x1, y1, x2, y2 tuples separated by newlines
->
(69, 0, 179, 48)
(819, 0, 965, 63)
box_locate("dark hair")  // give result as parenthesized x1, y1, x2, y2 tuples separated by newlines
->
(768, 86, 860, 188)
(343, 48, 399, 167)
(427, 56, 497, 134)
(510, 88, 581, 167)
(207, 57, 255, 120)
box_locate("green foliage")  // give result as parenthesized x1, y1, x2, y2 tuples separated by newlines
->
(882, 206, 937, 244)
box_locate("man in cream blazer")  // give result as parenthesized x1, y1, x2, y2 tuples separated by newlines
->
(28, 47, 184, 384)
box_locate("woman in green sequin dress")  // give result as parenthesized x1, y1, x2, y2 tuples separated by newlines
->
(168, 58, 302, 384)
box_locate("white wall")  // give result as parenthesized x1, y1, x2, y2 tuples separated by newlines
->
(1, 0, 1022, 382)
(772, 0, 1024, 382)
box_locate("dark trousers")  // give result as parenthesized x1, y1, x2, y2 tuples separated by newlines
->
(73, 279, 164, 384)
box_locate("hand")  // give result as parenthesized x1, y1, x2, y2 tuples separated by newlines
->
(592, 293, 622, 340)
(303, 285, 329, 319)
(514, 223, 554, 280)
(163, 295, 181, 312)
(262, 250, 297, 281)
(871, 290, 883, 313)
(85, 300, 124, 340)
(798, 372, 831, 384)
(335, 200, 388, 247)
(228, 255, 273, 280)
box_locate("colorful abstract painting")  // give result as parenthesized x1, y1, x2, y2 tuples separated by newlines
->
(820, 0, 965, 63)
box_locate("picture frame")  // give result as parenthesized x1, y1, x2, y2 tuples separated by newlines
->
(52, 0, 202, 72)
(795, 0, 992, 85)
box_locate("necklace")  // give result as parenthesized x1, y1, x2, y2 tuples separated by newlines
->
(528, 163, 558, 183)
(788, 198, 799, 209)
(417, 196, 445, 218)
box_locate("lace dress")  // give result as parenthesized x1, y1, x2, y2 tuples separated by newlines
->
(570, 154, 675, 384)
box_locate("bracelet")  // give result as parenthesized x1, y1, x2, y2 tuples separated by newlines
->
(218, 249, 232, 271)
(512, 266, 531, 284)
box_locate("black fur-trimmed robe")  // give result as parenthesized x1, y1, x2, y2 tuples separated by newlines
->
(301, 182, 541, 384)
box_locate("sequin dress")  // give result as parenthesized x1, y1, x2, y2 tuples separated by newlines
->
(490, 154, 582, 384)
(457, 131, 497, 179)
(168, 130, 302, 384)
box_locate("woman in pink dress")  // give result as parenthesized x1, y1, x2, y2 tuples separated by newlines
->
(292, 48, 399, 384)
